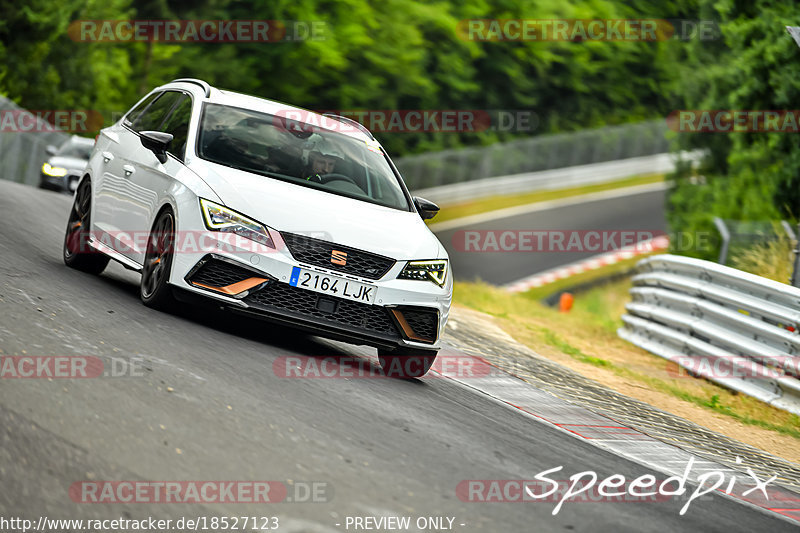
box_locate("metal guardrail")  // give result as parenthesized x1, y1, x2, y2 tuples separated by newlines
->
(411, 151, 702, 205)
(395, 120, 669, 191)
(712, 217, 796, 266)
(618, 254, 800, 415)
(0, 95, 69, 187)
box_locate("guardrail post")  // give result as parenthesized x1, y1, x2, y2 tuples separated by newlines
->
(792, 222, 800, 287)
(713, 217, 730, 265)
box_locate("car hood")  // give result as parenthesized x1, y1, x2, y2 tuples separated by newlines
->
(49, 156, 88, 171)
(188, 161, 444, 260)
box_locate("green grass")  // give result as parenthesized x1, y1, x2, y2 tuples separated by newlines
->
(516, 253, 657, 303)
(541, 328, 612, 367)
(430, 173, 664, 225)
(630, 369, 800, 440)
(596, 355, 800, 439)
(730, 226, 794, 284)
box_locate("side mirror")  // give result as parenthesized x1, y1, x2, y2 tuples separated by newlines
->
(140, 131, 173, 164)
(45, 145, 57, 155)
(413, 196, 440, 220)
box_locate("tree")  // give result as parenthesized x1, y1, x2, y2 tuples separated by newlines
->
(668, 0, 800, 259)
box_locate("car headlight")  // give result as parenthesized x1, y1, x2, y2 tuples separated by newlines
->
(398, 260, 448, 287)
(42, 163, 68, 177)
(199, 198, 274, 248)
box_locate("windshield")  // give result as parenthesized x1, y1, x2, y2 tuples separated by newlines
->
(197, 103, 410, 210)
(58, 142, 93, 159)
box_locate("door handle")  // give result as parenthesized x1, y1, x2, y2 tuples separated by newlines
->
(102, 151, 114, 163)
(122, 165, 135, 177)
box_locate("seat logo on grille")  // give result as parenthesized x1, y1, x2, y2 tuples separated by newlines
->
(331, 250, 348, 266)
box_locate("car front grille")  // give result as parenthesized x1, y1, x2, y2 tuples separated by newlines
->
(397, 308, 439, 343)
(188, 258, 259, 288)
(244, 281, 400, 337)
(280, 232, 395, 280)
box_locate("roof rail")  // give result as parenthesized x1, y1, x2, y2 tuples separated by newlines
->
(322, 113, 375, 140)
(170, 78, 212, 97)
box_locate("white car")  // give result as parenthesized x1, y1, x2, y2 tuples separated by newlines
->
(63, 78, 452, 378)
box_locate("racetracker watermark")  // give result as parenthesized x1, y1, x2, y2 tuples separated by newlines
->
(0, 110, 104, 133)
(668, 110, 800, 133)
(456, 457, 778, 516)
(66, 230, 333, 255)
(0, 356, 143, 379)
(666, 355, 800, 379)
(69, 20, 326, 43)
(454, 230, 675, 253)
(275, 109, 538, 134)
(273, 355, 495, 379)
(70, 481, 331, 504)
(458, 19, 719, 42)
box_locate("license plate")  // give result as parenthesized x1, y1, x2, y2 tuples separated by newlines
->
(289, 266, 376, 304)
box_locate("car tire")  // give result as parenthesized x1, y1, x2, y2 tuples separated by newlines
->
(63, 179, 110, 274)
(378, 347, 438, 378)
(140, 209, 178, 310)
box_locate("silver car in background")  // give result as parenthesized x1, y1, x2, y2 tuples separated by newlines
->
(40, 136, 95, 193)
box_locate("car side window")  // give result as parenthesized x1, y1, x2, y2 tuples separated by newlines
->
(132, 91, 183, 133)
(123, 92, 159, 127)
(159, 95, 193, 162)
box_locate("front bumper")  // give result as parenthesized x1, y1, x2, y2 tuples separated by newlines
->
(167, 224, 451, 350)
(40, 171, 81, 193)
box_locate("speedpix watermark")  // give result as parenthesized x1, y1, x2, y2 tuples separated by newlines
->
(457, 457, 777, 516)
(69, 20, 326, 42)
(0, 356, 143, 378)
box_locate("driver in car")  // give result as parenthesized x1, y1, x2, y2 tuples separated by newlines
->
(303, 137, 345, 182)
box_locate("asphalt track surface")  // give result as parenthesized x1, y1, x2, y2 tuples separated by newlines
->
(434, 188, 667, 285)
(0, 181, 792, 532)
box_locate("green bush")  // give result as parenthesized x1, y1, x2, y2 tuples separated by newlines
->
(668, 1, 800, 260)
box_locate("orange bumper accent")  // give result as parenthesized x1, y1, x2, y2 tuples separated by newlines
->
(389, 309, 434, 343)
(192, 277, 269, 296)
